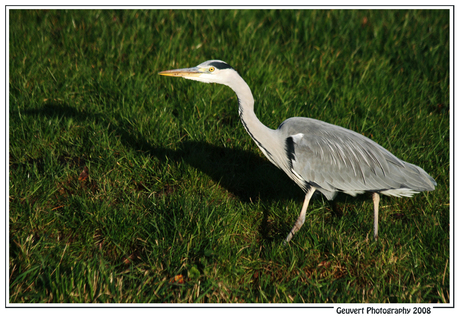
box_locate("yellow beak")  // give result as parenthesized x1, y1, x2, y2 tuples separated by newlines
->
(158, 67, 202, 78)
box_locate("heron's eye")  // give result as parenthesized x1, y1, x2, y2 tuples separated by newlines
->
(209, 66, 215, 72)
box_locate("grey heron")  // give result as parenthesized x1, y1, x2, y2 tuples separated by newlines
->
(159, 60, 436, 243)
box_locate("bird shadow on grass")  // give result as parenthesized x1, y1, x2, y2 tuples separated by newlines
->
(17, 102, 304, 201)
(15, 102, 371, 242)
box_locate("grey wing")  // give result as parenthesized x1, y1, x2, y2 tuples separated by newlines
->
(279, 117, 436, 200)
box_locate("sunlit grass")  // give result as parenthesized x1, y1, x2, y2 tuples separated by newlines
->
(9, 9, 449, 303)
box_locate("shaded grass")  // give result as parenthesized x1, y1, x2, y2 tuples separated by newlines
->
(9, 9, 449, 303)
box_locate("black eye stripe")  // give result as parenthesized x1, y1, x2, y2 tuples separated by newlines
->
(208, 61, 233, 70)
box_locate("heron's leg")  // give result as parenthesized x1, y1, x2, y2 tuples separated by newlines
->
(284, 186, 316, 244)
(372, 192, 380, 241)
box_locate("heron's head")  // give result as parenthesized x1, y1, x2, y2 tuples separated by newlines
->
(159, 60, 238, 86)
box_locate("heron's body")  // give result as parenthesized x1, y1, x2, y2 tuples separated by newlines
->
(268, 116, 434, 200)
(159, 60, 436, 243)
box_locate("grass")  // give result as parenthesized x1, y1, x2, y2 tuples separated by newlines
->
(9, 9, 449, 303)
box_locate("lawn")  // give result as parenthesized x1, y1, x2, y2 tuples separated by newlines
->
(9, 9, 450, 303)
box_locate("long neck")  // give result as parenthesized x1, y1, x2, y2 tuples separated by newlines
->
(224, 72, 280, 167)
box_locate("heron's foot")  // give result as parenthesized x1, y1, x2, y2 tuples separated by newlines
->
(284, 221, 303, 245)
(284, 231, 294, 245)
(372, 192, 380, 242)
(283, 187, 315, 245)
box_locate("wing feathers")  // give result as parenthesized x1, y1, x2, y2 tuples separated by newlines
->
(281, 117, 436, 199)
